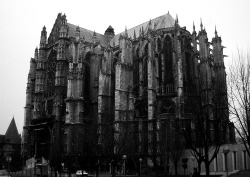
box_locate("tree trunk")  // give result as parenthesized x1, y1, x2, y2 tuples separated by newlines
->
(197, 160, 202, 174)
(95, 160, 99, 177)
(205, 161, 210, 177)
(112, 161, 116, 177)
(174, 162, 178, 176)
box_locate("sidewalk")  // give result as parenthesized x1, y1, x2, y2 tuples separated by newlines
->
(228, 170, 250, 177)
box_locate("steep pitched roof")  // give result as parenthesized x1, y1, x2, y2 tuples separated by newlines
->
(67, 23, 109, 48)
(48, 12, 175, 48)
(110, 12, 175, 46)
(5, 117, 21, 144)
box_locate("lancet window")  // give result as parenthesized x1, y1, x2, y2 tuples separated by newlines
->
(143, 44, 148, 96)
(182, 36, 195, 93)
(133, 47, 140, 99)
(157, 38, 162, 89)
(163, 35, 174, 85)
(47, 51, 57, 97)
(82, 52, 91, 113)
(156, 35, 175, 95)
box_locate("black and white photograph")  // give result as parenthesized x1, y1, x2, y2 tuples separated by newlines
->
(0, 0, 249, 177)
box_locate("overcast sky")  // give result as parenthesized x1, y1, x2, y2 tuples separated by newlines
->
(0, 0, 249, 134)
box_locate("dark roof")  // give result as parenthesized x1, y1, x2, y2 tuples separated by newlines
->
(67, 23, 109, 47)
(65, 12, 175, 48)
(110, 12, 175, 46)
(5, 117, 21, 144)
(0, 135, 5, 144)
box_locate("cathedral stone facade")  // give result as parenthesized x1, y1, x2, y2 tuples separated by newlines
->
(22, 12, 235, 170)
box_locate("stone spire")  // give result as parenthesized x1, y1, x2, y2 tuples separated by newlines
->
(39, 26, 47, 48)
(193, 21, 196, 33)
(141, 26, 144, 36)
(125, 26, 128, 38)
(93, 30, 97, 43)
(148, 19, 152, 31)
(175, 14, 179, 28)
(215, 26, 218, 37)
(34, 47, 38, 60)
(200, 18, 203, 31)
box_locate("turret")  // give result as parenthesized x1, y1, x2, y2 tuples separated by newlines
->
(133, 30, 136, 40)
(104, 25, 115, 41)
(75, 26, 80, 42)
(24, 57, 36, 124)
(212, 26, 223, 65)
(59, 14, 68, 38)
(192, 22, 197, 52)
(141, 26, 144, 37)
(148, 19, 152, 32)
(124, 26, 128, 38)
(40, 26, 47, 49)
(175, 14, 180, 28)
(34, 47, 38, 60)
(35, 27, 47, 119)
(139, 28, 142, 38)
(198, 19, 209, 59)
(93, 31, 97, 44)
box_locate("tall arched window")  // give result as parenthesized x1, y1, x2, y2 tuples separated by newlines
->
(143, 44, 148, 90)
(83, 52, 91, 102)
(163, 35, 174, 85)
(133, 47, 140, 99)
(47, 50, 57, 97)
(185, 52, 192, 82)
(182, 36, 194, 92)
(157, 38, 162, 88)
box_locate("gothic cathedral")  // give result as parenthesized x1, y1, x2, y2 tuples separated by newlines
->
(22, 12, 235, 170)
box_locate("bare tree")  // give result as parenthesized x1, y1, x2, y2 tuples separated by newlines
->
(227, 50, 250, 157)
(184, 62, 226, 177)
(161, 119, 186, 176)
(185, 99, 223, 177)
(100, 121, 136, 177)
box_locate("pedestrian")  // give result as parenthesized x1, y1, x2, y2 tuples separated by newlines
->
(192, 168, 200, 177)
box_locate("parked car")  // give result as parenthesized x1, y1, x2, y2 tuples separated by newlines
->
(76, 170, 88, 177)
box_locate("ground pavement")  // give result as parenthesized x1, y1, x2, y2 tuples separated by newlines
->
(228, 170, 250, 177)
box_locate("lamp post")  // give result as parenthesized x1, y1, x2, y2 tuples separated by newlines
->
(122, 155, 127, 177)
(223, 146, 230, 177)
(139, 158, 142, 177)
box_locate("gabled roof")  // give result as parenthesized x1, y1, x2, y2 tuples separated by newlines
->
(110, 12, 175, 46)
(5, 117, 21, 144)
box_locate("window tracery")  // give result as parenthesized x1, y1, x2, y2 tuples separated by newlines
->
(47, 52, 57, 97)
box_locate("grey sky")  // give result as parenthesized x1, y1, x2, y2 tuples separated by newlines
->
(0, 0, 249, 134)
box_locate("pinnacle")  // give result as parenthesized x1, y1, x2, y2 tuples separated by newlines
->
(200, 18, 203, 30)
(215, 25, 218, 37)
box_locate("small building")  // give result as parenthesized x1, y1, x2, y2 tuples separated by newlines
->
(0, 117, 22, 171)
(171, 143, 250, 176)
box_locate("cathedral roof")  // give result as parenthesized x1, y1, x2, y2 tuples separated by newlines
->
(67, 23, 109, 47)
(66, 12, 174, 48)
(5, 117, 21, 144)
(51, 12, 175, 48)
(110, 12, 175, 46)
